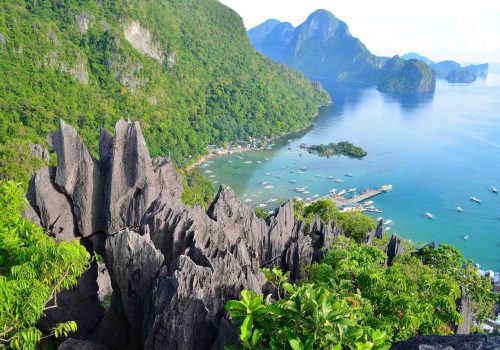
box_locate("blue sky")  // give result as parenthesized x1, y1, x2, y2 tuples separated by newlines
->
(219, 0, 500, 64)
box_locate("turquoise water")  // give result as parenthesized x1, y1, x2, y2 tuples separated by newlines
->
(202, 76, 500, 270)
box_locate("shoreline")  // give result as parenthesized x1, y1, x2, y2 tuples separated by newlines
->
(186, 122, 317, 172)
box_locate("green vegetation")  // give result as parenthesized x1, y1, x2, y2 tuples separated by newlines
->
(227, 201, 496, 349)
(0, 181, 90, 349)
(0, 0, 329, 184)
(378, 59, 436, 93)
(226, 267, 391, 350)
(181, 169, 216, 209)
(254, 207, 269, 220)
(305, 141, 367, 159)
(227, 237, 496, 349)
(293, 199, 376, 242)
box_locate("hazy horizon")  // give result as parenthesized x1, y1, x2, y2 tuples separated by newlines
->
(219, 0, 500, 65)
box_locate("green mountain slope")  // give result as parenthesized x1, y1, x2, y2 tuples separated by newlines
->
(0, 0, 329, 182)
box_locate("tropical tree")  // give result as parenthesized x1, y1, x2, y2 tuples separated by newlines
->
(0, 181, 90, 349)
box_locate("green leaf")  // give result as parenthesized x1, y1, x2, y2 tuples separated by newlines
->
(289, 338, 303, 350)
(240, 315, 253, 342)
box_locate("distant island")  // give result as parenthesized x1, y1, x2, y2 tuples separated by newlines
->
(300, 141, 367, 159)
(401, 53, 489, 83)
(248, 10, 436, 94)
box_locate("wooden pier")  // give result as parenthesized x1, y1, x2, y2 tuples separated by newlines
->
(304, 186, 391, 211)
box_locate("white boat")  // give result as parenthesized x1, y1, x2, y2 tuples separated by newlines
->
(312, 194, 319, 198)
(314, 174, 322, 178)
(300, 166, 307, 171)
(204, 170, 213, 174)
(489, 186, 498, 193)
(267, 198, 277, 203)
(295, 187, 306, 193)
(463, 235, 469, 240)
(334, 179, 344, 183)
(306, 197, 311, 201)
(327, 176, 334, 179)
(364, 201, 374, 206)
(261, 181, 268, 186)
(338, 190, 347, 196)
(424, 212, 435, 220)
(244, 199, 253, 203)
(275, 175, 282, 178)
(295, 197, 303, 201)
(264, 172, 272, 176)
(258, 203, 268, 208)
(264, 185, 274, 190)
(264, 157, 270, 161)
(209, 174, 216, 178)
(455, 207, 464, 213)
(470, 196, 482, 204)
(380, 184, 393, 192)
(329, 189, 337, 194)
(376, 217, 383, 222)
(385, 220, 393, 225)
(344, 173, 354, 177)
(289, 180, 297, 184)
(347, 188, 357, 193)
(256, 160, 262, 164)
(385, 226, 391, 231)
(303, 191, 310, 194)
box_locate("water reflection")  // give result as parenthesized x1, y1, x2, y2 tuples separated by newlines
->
(380, 91, 435, 113)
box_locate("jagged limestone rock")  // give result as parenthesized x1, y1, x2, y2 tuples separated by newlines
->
(26, 167, 78, 240)
(105, 229, 164, 332)
(104, 120, 161, 234)
(390, 335, 500, 350)
(52, 120, 105, 236)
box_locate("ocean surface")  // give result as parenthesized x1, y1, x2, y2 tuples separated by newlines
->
(202, 75, 500, 270)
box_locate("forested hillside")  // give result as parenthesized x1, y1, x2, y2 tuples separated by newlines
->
(0, 0, 329, 182)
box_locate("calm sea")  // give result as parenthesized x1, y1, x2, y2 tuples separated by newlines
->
(202, 75, 500, 270)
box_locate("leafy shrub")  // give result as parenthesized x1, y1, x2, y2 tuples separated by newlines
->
(226, 268, 391, 350)
(0, 181, 90, 349)
(181, 169, 216, 209)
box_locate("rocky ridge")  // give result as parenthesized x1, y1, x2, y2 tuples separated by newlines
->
(26, 120, 472, 349)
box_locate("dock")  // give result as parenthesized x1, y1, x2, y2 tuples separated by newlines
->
(303, 185, 392, 212)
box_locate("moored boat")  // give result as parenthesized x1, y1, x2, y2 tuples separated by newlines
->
(470, 196, 482, 204)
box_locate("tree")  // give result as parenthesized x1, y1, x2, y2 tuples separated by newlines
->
(0, 181, 90, 349)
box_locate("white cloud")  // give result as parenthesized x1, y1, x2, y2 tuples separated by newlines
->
(219, 0, 500, 63)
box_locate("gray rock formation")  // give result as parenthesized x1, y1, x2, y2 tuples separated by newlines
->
(104, 120, 166, 234)
(385, 234, 405, 266)
(390, 335, 500, 350)
(456, 287, 473, 334)
(105, 229, 164, 332)
(96, 262, 112, 304)
(29, 143, 51, 162)
(51, 120, 105, 237)
(58, 338, 108, 350)
(26, 167, 78, 241)
(39, 258, 104, 340)
(24, 119, 413, 349)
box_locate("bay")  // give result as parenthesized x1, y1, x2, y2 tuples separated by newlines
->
(203, 75, 500, 270)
